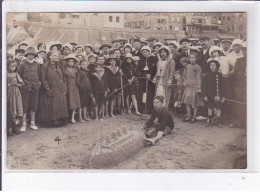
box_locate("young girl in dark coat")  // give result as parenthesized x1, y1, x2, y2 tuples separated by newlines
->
(76, 59, 93, 121)
(90, 63, 108, 120)
(64, 54, 82, 123)
(121, 53, 141, 115)
(104, 55, 121, 117)
(202, 59, 225, 127)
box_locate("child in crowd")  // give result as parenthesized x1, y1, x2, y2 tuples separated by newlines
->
(97, 55, 106, 69)
(17, 47, 41, 131)
(14, 48, 25, 70)
(76, 59, 93, 121)
(7, 59, 24, 134)
(75, 45, 84, 56)
(202, 59, 225, 127)
(64, 54, 82, 123)
(122, 53, 141, 115)
(113, 49, 123, 68)
(90, 63, 108, 120)
(105, 55, 121, 117)
(87, 54, 97, 73)
(182, 52, 204, 123)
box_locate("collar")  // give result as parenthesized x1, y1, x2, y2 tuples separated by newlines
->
(155, 107, 164, 112)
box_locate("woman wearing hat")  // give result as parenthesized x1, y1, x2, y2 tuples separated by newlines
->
(38, 50, 68, 127)
(230, 43, 247, 128)
(63, 54, 82, 123)
(138, 46, 157, 113)
(84, 44, 94, 58)
(153, 46, 175, 109)
(122, 53, 141, 115)
(202, 59, 225, 127)
(47, 41, 62, 52)
(123, 43, 133, 56)
(152, 42, 163, 59)
(227, 39, 244, 67)
(17, 47, 41, 131)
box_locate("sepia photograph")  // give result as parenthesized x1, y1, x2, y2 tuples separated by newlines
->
(4, 11, 247, 170)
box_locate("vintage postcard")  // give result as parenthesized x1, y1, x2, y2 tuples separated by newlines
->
(2, 0, 259, 191)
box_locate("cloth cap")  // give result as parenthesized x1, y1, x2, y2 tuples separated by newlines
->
(153, 95, 164, 103)
(84, 44, 93, 51)
(168, 41, 180, 49)
(24, 47, 37, 57)
(180, 38, 191, 45)
(100, 44, 112, 50)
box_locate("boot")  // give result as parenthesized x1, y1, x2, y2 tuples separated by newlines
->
(216, 118, 223, 128)
(205, 116, 212, 127)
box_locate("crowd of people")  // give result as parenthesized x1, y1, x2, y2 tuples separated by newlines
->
(6, 35, 247, 136)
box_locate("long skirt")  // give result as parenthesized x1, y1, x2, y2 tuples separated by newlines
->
(7, 86, 23, 117)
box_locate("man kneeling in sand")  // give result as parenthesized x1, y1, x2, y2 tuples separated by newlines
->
(142, 96, 174, 145)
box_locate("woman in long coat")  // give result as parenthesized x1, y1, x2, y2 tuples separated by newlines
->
(230, 44, 247, 128)
(37, 50, 68, 126)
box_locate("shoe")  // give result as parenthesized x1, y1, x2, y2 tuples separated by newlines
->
(79, 119, 85, 123)
(20, 123, 27, 132)
(229, 123, 234, 128)
(30, 121, 39, 130)
(183, 117, 191, 122)
(84, 117, 91, 121)
(71, 120, 76, 124)
(190, 118, 197, 123)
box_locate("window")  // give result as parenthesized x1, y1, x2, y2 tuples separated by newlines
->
(198, 19, 202, 23)
(177, 17, 180, 22)
(219, 17, 222, 21)
(232, 16, 235, 21)
(116, 16, 120, 23)
(109, 16, 112, 22)
(227, 16, 230, 21)
(232, 25, 235, 31)
(170, 25, 173, 30)
(223, 16, 225, 21)
(191, 18, 195, 23)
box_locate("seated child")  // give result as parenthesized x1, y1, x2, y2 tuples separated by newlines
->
(142, 95, 174, 146)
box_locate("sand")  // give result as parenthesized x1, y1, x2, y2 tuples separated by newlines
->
(6, 114, 247, 170)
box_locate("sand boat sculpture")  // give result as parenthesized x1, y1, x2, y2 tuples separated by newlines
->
(89, 118, 145, 169)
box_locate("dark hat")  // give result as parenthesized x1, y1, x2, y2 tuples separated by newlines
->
(107, 54, 117, 62)
(180, 38, 190, 45)
(147, 37, 157, 42)
(100, 44, 112, 50)
(207, 58, 220, 69)
(18, 42, 28, 48)
(132, 38, 141, 43)
(220, 39, 232, 44)
(15, 48, 25, 54)
(70, 42, 78, 46)
(153, 95, 164, 103)
(24, 47, 37, 57)
(199, 36, 209, 41)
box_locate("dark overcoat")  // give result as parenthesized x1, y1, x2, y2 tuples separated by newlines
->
(38, 60, 68, 122)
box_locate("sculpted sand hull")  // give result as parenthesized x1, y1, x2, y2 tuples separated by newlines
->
(89, 127, 145, 169)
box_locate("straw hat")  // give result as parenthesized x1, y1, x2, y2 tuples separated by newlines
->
(231, 39, 244, 48)
(84, 44, 93, 51)
(168, 41, 180, 49)
(47, 41, 62, 51)
(123, 43, 133, 51)
(125, 53, 133, 60)
(75, 44, 84, 51)
(153, 42, 163, 48)
(158, 46, 170, 54)
(63, 43, 73, 51)
(140, 45, 151, 53)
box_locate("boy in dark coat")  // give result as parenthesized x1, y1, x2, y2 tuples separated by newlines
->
(90, 63, 108, 120)
(76, 59, 93, 121)
(17, 47, 41, 131)
(104, 55, 121, 117)
(143, 95, 174, 146)
(14, 48, 25, 70)
(202, 59, 225, 127)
